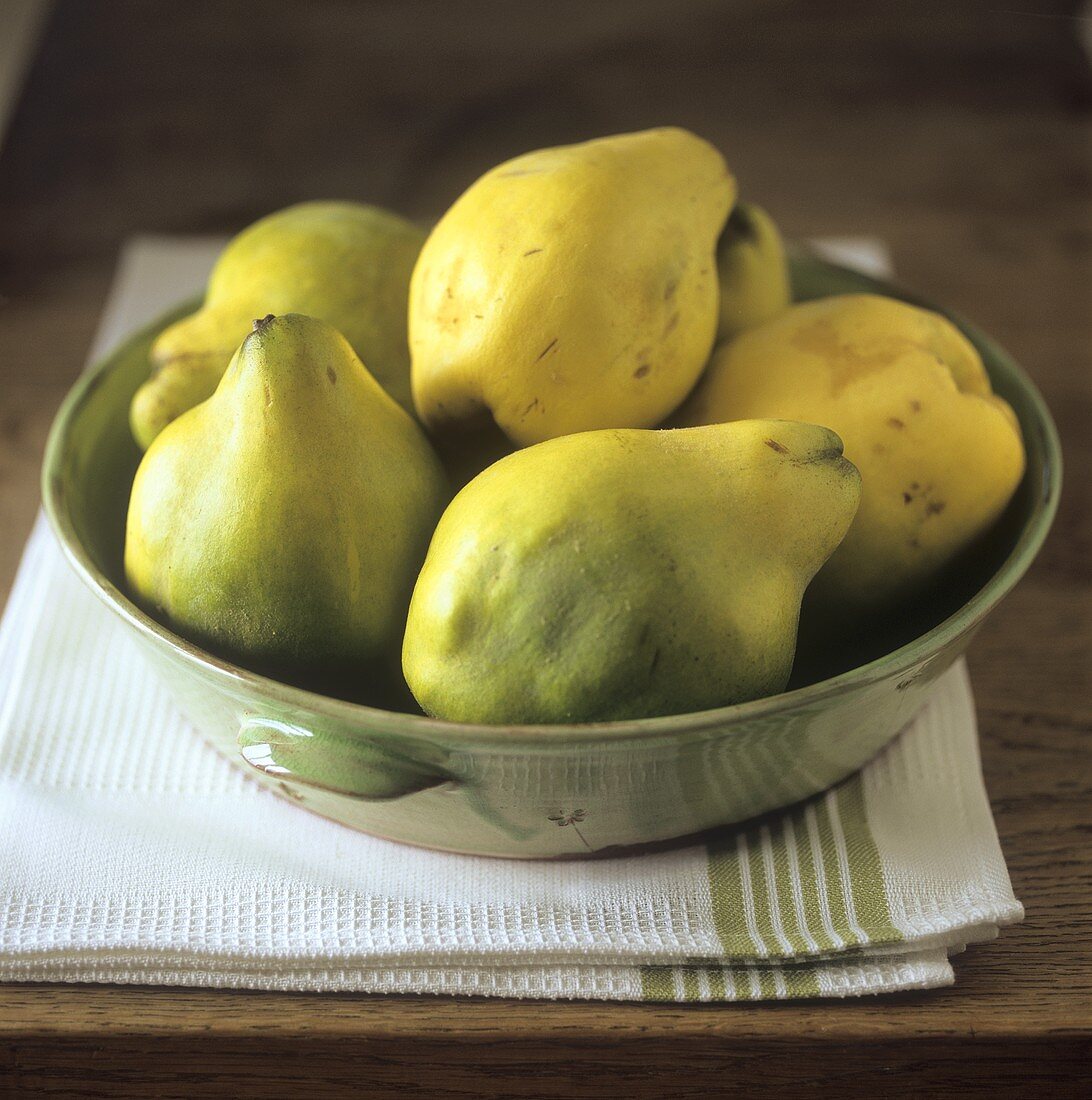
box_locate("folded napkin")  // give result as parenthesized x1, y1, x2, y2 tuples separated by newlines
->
(0, 237, 1022, 1001)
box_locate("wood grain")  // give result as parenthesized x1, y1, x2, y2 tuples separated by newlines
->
(0, 0, 1089, 1094)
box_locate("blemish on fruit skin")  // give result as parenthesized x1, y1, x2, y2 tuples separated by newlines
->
(536, 338, 558, 362)
(326, 366, 337, 385)
(663, 311, 680, 335)
(663, 279, 678, 301)
(888, 417, 905, 430)
(523, 248, 543, 257)
(903, 491, 913, 504)
(909, 399, 922, 412)
(634, 364, 651, 379)
(925, 500, 947, 517)
(792, 319, 903, 395)
(764, 439, 789, 454)
(263, 383, 272, 408)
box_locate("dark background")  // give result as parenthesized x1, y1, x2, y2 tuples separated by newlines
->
(0, 2, 1090, 1091)
(4, 2, 1090, 247)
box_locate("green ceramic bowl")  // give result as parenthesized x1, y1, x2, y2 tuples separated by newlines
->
(41, 256, 1061, 858)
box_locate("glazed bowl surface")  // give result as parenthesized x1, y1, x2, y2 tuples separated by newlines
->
(41, 256, 1061, 858)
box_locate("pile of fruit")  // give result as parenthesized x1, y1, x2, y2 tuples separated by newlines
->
(124, 127, 1026, 724)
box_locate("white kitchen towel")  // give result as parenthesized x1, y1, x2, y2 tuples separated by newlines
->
(0, 237, 1022, 1001)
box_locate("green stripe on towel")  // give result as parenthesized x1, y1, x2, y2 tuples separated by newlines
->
(838, 773, 902, 942)
(706, 773, 901, 966)
(640, 965, 677, 1002)
(639, 964, 822, 1002)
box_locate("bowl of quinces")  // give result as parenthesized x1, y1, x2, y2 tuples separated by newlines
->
(44, 128, 1060, 858)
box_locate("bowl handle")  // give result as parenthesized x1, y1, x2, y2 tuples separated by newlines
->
(237, 717, 452, 801)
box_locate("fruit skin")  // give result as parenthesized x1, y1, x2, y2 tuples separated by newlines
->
(409, 127, 735, 448)
(403, 420, 860, 724)
(675, 293, 1026, 615)
(715, 202, 791, 342)
(126, 314, 447, 699)
(130, 202, 426, 449)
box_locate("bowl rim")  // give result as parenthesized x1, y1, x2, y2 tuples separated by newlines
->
(41, 257, 1063, 746)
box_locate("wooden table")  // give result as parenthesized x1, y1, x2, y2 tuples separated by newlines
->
(1, 3, 1089, 1094)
